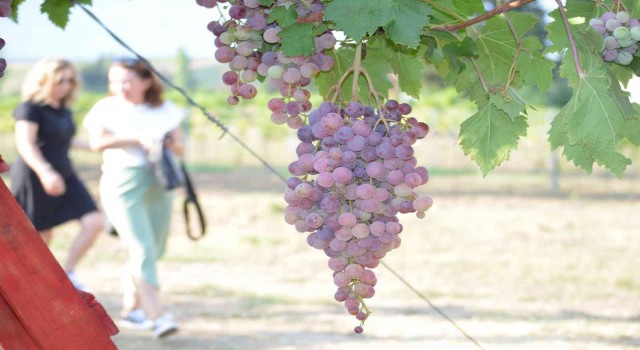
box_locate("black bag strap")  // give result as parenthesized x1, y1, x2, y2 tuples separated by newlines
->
(180, 162, 207, 241)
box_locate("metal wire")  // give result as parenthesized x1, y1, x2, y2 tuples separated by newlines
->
(75, 2, 486, 349)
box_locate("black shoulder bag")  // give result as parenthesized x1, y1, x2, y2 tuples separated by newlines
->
(180, 162, 207, 241)
(151, 135, 207, 240)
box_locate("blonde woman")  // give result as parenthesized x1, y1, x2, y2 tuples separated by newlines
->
(84, 59, 184, 338)
(11, 58, 104, 289)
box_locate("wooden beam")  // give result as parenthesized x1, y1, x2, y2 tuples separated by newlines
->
(0, 156, 118, 350)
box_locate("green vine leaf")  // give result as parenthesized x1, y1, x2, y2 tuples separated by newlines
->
(515, 36, 555, 92)
(278, 23, 316, 56)
(476, 12, 538, 87)
(548, 68, 640, 177)
(382, 0, 432, 48)
(627, 0, 640, 17)
(267, 5, 298, 28)
(325, 0, 431, 47)
(546, 12, 604, 85)
(9, 0, 27, 22)
(41, 0, 92, 29)
(489, 88, 527, 121)
(324, 0, 390, 43)
(459, 98, 528, 176)
(371, 38, 425, 99)
(564, 0, 600, 19)
(453, 0, 485, 16)
(390, 48, 424, 99)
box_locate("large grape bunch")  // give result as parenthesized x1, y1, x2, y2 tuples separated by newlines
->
(0, 0, 12, 78)
(284, 100, 433, 333)
(197, 0, 336, 129)
(589, 10, 640, 65)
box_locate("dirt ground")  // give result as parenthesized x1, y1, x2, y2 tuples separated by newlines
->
(41, 167, 640, 350)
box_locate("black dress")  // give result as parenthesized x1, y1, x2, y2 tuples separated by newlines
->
(10, 102, 98, 231)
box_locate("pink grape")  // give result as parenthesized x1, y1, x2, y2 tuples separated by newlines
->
(283, 68, 302, 84)
(263, 27, 281, 43)
(617, 51, 633, 65)
(293, 89, 311, 103)
(270, 111, 287, 124)
(238, 84, 257, 99)
(196, 0, 217, 8)
(222, 71, 238, 85)
(603, 49, 618, 62)
(230, 55, 249, 70)
(602, 12, 616, 21)
(413, 196, 434, 212)
(268, 98, 286, 112)
(300, 62, 319, 78)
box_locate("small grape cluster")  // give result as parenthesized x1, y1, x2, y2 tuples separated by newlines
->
(590, 11, 640, 65)
(197, 0, 336, 128)
(0, 0, 12, 78)
(284, 100, 433, 333)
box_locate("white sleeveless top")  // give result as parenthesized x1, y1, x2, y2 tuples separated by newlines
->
(83, 96, 185, 171)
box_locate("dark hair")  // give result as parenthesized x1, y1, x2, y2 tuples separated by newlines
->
(112, 58, 164, 107)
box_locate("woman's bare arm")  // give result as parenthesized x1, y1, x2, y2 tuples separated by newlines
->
(14, 120, 65, 195)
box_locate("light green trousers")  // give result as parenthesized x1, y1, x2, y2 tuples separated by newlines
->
(100, 166, 173, 287)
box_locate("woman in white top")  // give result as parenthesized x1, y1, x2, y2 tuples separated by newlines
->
(84, 58, 184, 338)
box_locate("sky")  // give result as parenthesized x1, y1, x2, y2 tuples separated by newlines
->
(0, 0, 561, 63)
(0, 0, 218, 61)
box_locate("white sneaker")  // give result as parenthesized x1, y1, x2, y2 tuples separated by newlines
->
(119, 309, 154, 330)
(152, 313, 178, 338)
(66, 272, 86, 291)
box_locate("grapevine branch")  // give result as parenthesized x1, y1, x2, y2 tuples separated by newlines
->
(431, 0, 536, 32)
(554, 0, 584, 76)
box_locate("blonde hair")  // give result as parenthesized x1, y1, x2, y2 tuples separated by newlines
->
(21, 58, 81, 107)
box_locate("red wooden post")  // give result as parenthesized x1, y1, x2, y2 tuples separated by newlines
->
(0, 155, 119, 350)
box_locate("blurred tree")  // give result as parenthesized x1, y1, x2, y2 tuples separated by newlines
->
(174, 47, 196, 91)
(78, 56, 109, 93)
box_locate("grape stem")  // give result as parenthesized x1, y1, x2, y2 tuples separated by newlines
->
(431, 0, 536, 32)
(351, 42, 363, 102)
(554, 0, 584, 77)
(502, 11, 522, 97)
(356, 295, 372, 315)
(328, 42, 388, 130)
(471, 58, 489, 93)
(215, 3, 228, 22)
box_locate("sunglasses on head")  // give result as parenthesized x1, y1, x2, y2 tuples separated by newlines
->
(55, 77, 76, 85)
(113, 57, 143, 66)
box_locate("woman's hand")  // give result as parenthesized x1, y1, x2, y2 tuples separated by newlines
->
(37, 166, 66, 196)
(164, 128, 185, 156)
(139, 136, 162, 155)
